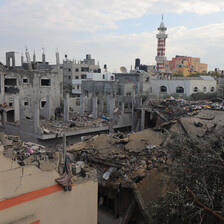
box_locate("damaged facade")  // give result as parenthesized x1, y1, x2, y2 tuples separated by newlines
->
(0, 132, 98, 224)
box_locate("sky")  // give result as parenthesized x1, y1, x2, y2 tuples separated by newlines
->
(0, 0, 224, 72)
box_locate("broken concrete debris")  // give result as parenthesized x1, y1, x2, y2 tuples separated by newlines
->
(2, 97, 224, 223)
(40, 112, 111, 135)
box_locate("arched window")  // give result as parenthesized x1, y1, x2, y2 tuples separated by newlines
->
(203, 87, 207, 92)
(102, 75, 105, 79)
(110, 76, 114, 80)
(193, 87, 198, 93)
(211, 87, 215, 92)
(160, 86, 167, 93)
(176, 86, 184, 93)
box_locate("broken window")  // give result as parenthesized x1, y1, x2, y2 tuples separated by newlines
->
(81, 74, 87, 79)
(203, 87, 207, 92)
(75, 68, 79, 72)
(160, 86, 167, 93)
(41, 101, 46, 108)
(9, 102, 13, 107)
(41, 79, 51, 86)
(77, 85, 80, 89)
(102, 75, 105, 79)
(176, 86, 184, 93)
(211, 87, 215, 92)
(68, 68, 71, 72)
(23, 78, 28, 84)
(5, 78, 17, 86)
(110, 76, 114, 80)
(85, 91, 89, 97)
(75, 76, 79, 79)
(24, 101, 29, 106)
(76, 100, 80, 106)
(7, 110, 14, 122)
(193, 87, 198, 93)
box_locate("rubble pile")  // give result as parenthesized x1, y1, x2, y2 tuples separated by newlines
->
(40, 112, 110, 134)
(67, 129, 167, 188)
(0, 132, 56, 171)
(144, 98, 224, 123)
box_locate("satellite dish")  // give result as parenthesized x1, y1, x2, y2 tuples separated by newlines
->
(120, 66, 127, 73)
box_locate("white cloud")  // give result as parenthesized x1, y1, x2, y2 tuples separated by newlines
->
(0, 0, 224, 34)
(0, 0, 223, 71)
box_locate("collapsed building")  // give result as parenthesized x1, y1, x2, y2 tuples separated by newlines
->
(65, 102, 224, 223)
(1, 96, 224, 223)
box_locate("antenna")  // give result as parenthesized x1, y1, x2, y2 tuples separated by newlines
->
(162, 14, 164, 20)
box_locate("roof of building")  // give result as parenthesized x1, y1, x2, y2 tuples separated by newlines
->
(159, 21, 166, 29)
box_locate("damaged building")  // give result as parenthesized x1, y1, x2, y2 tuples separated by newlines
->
(0, 133, 98, 224)
(0, 51, 63, 142)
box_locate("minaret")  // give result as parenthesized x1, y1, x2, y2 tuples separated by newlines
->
(155, 15, 168, 76)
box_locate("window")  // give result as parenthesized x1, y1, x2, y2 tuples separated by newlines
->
(76, 100, 80, 106)
(176, 86, 184, 93)
(23, 78, 28, 84)
(203, 87, 207, 92)
(85, 91, 89, 97)
(9, 102, 13, 107)
(81, 67, 89, 72)
(81, 74, 87, 79)
(211, 87, 215, 92)
(145, 77, 149, 82)
(24, 101, 29, 106)
(5, 78, 17, 86)
(68, 76, 71, 79)
(41, 101, 46, 108)
(75, 68, 79, 72)
(102, 75, 105, 79)
(41, 79, 51, 86)
(77, 85, 80, 89)
(68, 68, 71, 72)
(160, 86, 167, 93)
(75, 76, 79, 79)
(193, 87, 198, 93)
(110, 76, 114, 80)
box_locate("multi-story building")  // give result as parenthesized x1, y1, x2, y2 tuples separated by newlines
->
(0, 52, 63, 123)
(164, 55, 207, 76)
(63, 54, 100, 86)
(72, 72, 115, 96)
(151, 76, 216, 96)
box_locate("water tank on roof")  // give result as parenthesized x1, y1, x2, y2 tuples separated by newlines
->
(135, 58, 140, 69)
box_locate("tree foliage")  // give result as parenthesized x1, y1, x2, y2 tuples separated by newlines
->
(153, 133, 224, 224)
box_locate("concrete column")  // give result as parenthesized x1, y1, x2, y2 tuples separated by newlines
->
(3, 111, 7, 125)
(12, 56, 15, 69)
(80, 95, 84, 116)
(92, 95, 98, 119)
(132, 86, 135, 131)
(107, 94, 110, 114)
(141, 108, 145, 131)
(14, 96, 20, 122)
(109, 94, 115, 120)
(46, 95, 52, 120)
(99, 98, 104, 113)
(64, 93, 69, 122)
(33, 102, 40, 134)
